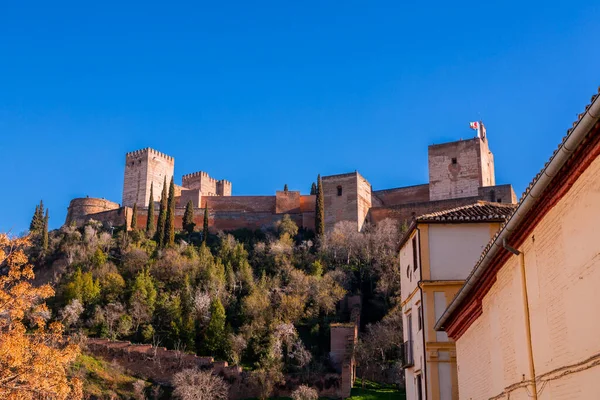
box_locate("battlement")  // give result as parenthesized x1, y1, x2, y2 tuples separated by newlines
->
(181, 170, 232, 197)
(182, 171, 217, 184)
(125, 147, 174, 163)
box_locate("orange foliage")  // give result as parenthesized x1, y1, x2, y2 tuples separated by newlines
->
(0, 234, 82, 399)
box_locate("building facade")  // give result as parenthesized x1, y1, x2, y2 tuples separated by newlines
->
(65, 127, 516, 233)
(399, 202, 515, 400)
(436, 89, 600, 399)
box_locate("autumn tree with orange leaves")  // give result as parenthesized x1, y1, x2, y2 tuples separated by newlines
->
(0, 234, 82, 399)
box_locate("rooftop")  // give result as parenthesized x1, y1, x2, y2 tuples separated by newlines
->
(417, 201, 517, 223)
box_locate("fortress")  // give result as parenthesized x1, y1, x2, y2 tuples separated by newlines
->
(65, 124, 517, 232)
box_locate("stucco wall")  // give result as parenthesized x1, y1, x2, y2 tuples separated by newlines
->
(455, 154, 600, 400)
(428, 223, 497, 280)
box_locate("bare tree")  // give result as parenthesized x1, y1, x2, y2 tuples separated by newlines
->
(291, 385, 319, 400)
(60, 299, 84, 330)
(172, 369, 229, 400)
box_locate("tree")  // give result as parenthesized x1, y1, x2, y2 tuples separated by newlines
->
(172, 369, 229, 400)
(129, 269, 157, 332)
(277, 214, 298, 238)
(183, 201, 195, 236)
(203, 298, 227, 357)
(165, 177, 176, 247)
(146, 183, 155, 236)
(155, 177, 168, 247)
(202, 205, 209, 244)
(0, 234, 82, 399)
(310, 182, 317, 195)
(42, 208, 49, 252)
(315, 175, 325, 237)
(291, 385, 319, 400)
(283, 184, 288, 192)
(131, 203, 138, 230)
(29, 200, 45, 234)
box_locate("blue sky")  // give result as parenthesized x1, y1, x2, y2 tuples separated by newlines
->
(1, 1, 599, 233)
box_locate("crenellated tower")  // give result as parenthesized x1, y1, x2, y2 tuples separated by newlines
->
(122, 148, 174, 208)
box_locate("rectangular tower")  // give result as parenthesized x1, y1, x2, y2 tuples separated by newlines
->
(322, 171, 372, 232)
(122, 148, 174, 207)
(428, 136, 495, 201)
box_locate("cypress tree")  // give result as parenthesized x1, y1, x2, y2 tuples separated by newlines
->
(155, 177, 168, 247)
(202, 204, 209, 244)
(315, 174, 325, 236)
(130, 203, 138, 231)
(310, 182, 317, 195)
(30, 204, 40, 232)
(42, 209, 49, 252)
(183, 200, 195, 235)
(146, 183, 155, 236)
(165, 176, 176, 247)
(283, 184, 288, 192)
(30, 200, 45, 233)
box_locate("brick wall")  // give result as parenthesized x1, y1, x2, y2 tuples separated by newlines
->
(455, 153, 600, 399)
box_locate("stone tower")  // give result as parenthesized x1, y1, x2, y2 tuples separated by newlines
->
(428, 130, 495, 202)
(322, 172, 372, 232)
(122, 148, 174, 208)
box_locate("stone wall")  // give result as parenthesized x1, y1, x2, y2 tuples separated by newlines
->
(86, 338, 344, 399)
(428, 138, 494, 201)
(275, 191, 301, 214)
(122, 148, 174, 208)
(65, 198, 121, 226)
(322, 173, 359, 231)
(372, 184, 430, 207)
(356, 173, 372, 231)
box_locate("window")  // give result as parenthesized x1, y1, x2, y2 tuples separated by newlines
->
(337, 185, 343, 196)
(412, 237, 418, 272)
(451, 157, 457, 165)
(416, 374, 423, 400)
(497, 198, 502, 203)
(418, 306, 422, 331)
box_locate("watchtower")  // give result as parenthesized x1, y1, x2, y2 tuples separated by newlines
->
(122, 148, 174, 208)
(428, 128, 495, 201)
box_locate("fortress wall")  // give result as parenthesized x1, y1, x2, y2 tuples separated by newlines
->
(368, 195, 483, 225)
(179, 189, 201, 208)
(135, 208, 308, 232)
(478, 184, 517, 204)
(373, 184, 430, 206)
(357, 173, 372, 231)
(322, 173, 359, 231)
(202, 196, 276, 213)
(300, 195, 316, 212)
(65, 198, 121, 226)
(275, 191, 301, 214)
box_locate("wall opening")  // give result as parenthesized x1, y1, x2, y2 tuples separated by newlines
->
(412, 236, 418, 272)
(451, 157, 457, 165)
(337, 185, 343, 196)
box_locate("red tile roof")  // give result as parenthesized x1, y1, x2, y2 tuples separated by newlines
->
(416, 201, 517, 223)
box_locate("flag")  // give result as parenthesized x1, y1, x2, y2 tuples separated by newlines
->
(469, 121, 479, 130)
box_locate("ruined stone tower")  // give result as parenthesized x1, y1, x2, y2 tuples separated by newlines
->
(122, 148, 174, 208)
(428, 131, 495, 202)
